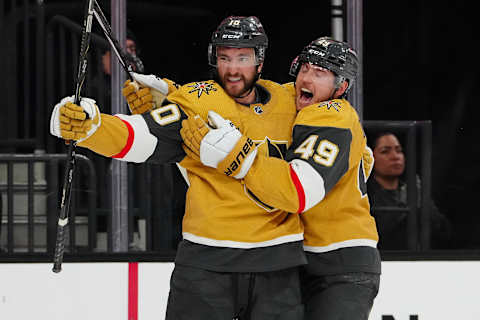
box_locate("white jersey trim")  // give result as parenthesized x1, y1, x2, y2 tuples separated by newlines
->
(183, 232, 304, 249)
(115, 114, 158, 163)
(290, 159, 326, 212)
(303, 239, 378, 253)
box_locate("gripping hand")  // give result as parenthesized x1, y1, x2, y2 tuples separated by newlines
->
(200, 111, 257, 179)
(50, 96, 101, 142)
(122, 72, 168, 114)
(180, 115, 210, 160)
(362, 146, 374, 180)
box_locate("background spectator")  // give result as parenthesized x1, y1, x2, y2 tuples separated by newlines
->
(101, 29, 144, 77)
(367, 131, 452, 249)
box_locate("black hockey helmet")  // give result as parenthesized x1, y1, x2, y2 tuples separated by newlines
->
(208, 16, 268, 66)
(289, 37, 358, 85)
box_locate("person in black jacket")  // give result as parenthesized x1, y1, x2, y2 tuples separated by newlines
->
(367, 131, 452, 249)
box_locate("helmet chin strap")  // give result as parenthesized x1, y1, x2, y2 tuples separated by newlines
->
(329, 77, 349, 100)
(328, 87, 339, 100)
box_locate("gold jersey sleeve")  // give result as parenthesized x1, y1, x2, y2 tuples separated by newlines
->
(78, 113, 129, 157)
(244, 144, 300, 214)
(163, 78, 180, 95)
(76, 77, 180, 159)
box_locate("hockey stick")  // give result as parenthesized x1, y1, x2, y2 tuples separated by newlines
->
(52, 0, 95, 273)
(92, 0, 133, 80)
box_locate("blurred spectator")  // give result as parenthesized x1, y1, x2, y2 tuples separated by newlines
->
(93, 30, 187, 251)
(96, 29, 145, 112)
(88, 30, 146, 238)
(367, 132, 452, 249)
(101, 29, 144, 77)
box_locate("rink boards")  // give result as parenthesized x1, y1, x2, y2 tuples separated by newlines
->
(0, 261, 477, 320)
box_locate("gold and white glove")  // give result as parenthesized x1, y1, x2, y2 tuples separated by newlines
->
(180, 115, 210, 161)
(362, 146, 374, 180)
(180, 111, 257, 179)
(50, 96, 100, 142)
(122, 72, 169, 114)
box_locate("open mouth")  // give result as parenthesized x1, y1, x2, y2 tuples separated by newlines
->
(301, 88, 313, 99)
(298, 88, 314, 106)
(227, 76, 242, 83)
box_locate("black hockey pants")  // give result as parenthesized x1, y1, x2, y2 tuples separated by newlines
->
(165, 264, 304, 320)
(300, 270, 380, 320)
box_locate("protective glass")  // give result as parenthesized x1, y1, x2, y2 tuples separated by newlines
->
(215, 49, 259, 68)
(298, 63, 333, 81)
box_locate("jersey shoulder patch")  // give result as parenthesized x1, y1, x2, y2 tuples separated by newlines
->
(166, 80, 232, 120)
(183, 81, 219, 98)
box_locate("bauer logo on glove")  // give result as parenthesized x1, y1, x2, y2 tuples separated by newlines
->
(180, 111, 258, 179)
(219, 137, 255, 177)
(200, 111, 258, 179)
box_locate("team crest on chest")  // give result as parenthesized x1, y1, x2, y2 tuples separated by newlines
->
(252, 104, 264, 115)
(188, 82, 217, 98)
(318, 100, 342, 112)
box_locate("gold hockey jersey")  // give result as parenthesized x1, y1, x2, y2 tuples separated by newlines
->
(77, 79, 305, 270)
(244, 98, 379, 252)
(168, 80, 301, 247)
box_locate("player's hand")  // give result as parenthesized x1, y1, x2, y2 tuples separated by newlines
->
(180, 115, 210, 160)
(200, 111, 257, 179)
(50, 96, 101, 142)
(122, 72, 168, 114)
(362, 146, 374, 180)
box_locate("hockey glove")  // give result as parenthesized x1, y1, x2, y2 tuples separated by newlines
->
(200, 111, 257, 179)
(362, 146, 374, 180)
(180, 115, 210, 160)
(122, 72, 168, 114)
(50, 96, 101, 142)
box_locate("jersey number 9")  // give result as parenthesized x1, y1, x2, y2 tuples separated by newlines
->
(294, 135, 339, 167)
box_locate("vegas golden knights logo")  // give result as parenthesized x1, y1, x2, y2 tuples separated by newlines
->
(187, 82, 217, 98)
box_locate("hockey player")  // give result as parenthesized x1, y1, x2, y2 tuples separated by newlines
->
(50, 16, 305, 320)
(181, 37, 381, 320)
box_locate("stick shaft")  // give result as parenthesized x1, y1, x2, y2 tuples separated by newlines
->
(52, 0, 94, 273)
(93, 0, 133, 80)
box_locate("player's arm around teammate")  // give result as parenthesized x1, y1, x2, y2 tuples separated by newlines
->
(182, 37, 381, 320)
(50, 16, 306, 320)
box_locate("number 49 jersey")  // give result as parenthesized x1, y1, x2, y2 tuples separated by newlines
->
(243, 98, 378, 252)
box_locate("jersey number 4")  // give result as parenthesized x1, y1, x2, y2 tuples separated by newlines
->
(294, 135, 339, 167)
(294, 134, 368, 198)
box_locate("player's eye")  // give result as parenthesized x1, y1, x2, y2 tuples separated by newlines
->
(218, 56, 230, 63)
